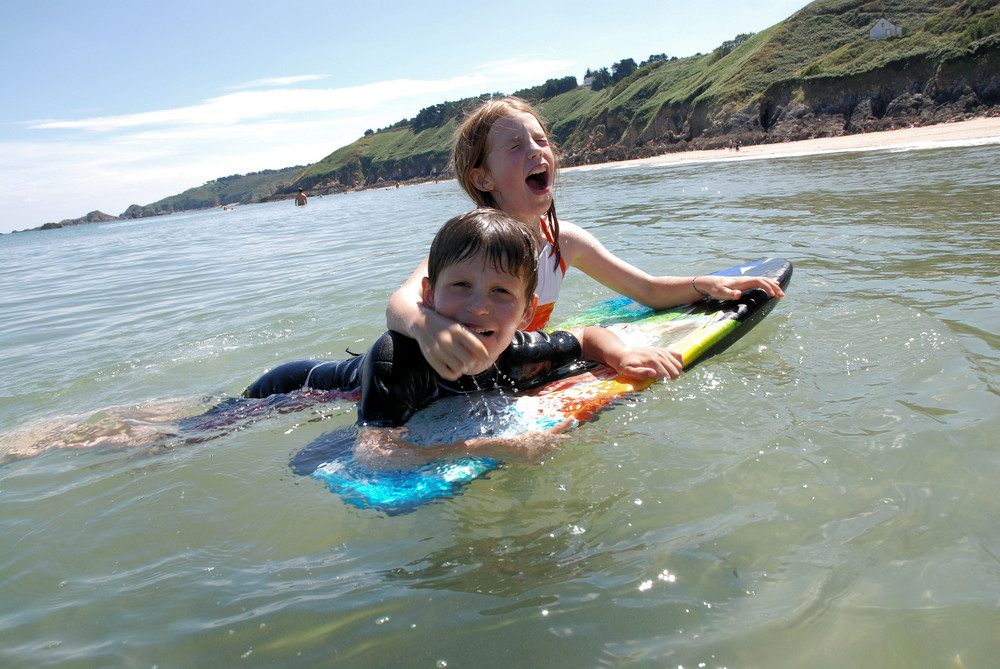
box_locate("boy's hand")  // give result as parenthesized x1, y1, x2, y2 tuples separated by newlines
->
(614, 346, 684, 380)
(355, 420, 574, 469)
(465, 418, 573, 461)
(416, 305, 492, 380)
(577, 327, 685, 382)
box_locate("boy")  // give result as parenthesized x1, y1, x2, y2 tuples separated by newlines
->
(245, 209, 683, 467)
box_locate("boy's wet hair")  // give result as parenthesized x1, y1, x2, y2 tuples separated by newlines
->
(427, 209, 539, 303)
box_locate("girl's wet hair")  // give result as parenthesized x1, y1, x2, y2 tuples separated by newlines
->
(427, 209, 539, 303)
(452, 96, 562, 267)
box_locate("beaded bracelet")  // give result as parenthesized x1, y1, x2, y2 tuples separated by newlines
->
(692, 276, 711, 298)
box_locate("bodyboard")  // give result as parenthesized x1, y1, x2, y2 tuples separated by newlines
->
(302, 258, 793, 513)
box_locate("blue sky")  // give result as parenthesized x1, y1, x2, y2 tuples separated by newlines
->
(0, 0, 809, 233)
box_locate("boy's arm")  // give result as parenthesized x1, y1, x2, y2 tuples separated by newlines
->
(571, 326, 684, 381)
(354, 422, 574, 470)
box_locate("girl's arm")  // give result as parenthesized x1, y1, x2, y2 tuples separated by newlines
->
(385, 255, 493, 380)
(559, 222, 784, 308)
(573, 325, 684, 380)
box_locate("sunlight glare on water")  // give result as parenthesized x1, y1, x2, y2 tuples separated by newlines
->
(2, 144, 1000, 668)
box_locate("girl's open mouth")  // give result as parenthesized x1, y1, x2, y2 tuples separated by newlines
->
(526, 166, 549, 193)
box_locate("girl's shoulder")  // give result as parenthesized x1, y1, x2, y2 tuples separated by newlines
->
(555, 219, 595, 246)
(555, 219, 605, 263)
(556, 217, 584, 234)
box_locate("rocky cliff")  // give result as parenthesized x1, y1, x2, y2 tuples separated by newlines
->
(288, 0, 1000, 190)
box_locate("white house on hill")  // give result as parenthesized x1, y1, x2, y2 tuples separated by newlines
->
(870, 18, 903, 39)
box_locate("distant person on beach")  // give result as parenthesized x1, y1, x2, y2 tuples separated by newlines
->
(386, 96, 784, 380)
(245, 209, 682, 467)
(295, 188, 308, 206)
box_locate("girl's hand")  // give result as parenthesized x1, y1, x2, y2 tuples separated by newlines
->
(415, 305, 493, 380)
(614, 346, 684, 381)
(693, 275, 785, 301)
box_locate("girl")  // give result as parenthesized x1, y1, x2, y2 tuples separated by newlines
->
(387, 97, 783, 380)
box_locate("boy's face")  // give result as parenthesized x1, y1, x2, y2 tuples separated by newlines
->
(422, 253, 537, 366)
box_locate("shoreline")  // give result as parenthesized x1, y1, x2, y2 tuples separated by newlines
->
(319, 116, 1000, 195)
(12, 117, 999, 234)
(567, 117, 1000, 172)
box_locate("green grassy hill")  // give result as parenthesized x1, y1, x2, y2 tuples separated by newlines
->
(110, 0, 997, 221)
(34, 0, 998, 230)
(295, 118, 462, 192)
(287, 0, 998, 194)
(122, 165, 307, 218)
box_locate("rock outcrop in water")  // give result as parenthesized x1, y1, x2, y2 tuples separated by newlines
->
(14, 210, 119, 233)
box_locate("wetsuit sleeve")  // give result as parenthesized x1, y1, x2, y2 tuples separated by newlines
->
(242, 356, 365, 398)
(495, 330, 586, 390)
(243, 360, 325, 398)
(357, 330, 439, 427)
(241, 332, 436, 427)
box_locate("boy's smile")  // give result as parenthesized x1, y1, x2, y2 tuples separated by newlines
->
(422, 254, 536, 367)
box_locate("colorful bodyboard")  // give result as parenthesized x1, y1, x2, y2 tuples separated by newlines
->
(301, 258, 793, 513)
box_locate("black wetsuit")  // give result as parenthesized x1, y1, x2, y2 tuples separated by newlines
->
(243, 330, 587, 427)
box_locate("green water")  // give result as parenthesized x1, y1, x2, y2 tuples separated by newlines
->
(1, 142, 998, 668)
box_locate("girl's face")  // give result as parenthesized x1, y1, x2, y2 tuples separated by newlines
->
(421, 254, 536, 365)
(471, 112, 555, 225)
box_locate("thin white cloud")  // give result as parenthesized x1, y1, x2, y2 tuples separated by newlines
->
(227, 74, 329, 90)
(3, 57, 580, 229)
(477, 58, 576, 79)
(25, 60, 574, 134)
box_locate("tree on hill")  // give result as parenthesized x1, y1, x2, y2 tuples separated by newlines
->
(588, 58, 639, 91)
(712, 33, 756, 61)
(513, 76, 578, 103)
(612, 58, 637, 82)
(641, 53, 669, 66)
(590, 67, 613, 91)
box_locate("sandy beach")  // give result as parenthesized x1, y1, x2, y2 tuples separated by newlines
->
(569, 116, 1000, 171)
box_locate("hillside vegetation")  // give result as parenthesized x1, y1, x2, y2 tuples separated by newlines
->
(25, 0, 998, 231)
(118, 166, 307, 219)
(289, 0, 999, 195)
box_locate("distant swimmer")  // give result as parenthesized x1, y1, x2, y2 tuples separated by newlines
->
(295, 188, 308, 206)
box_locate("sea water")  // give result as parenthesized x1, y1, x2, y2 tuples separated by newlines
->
(1, 141, 999, 668)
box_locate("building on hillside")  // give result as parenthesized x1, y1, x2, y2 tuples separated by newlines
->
(869, 18, 903, 39)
